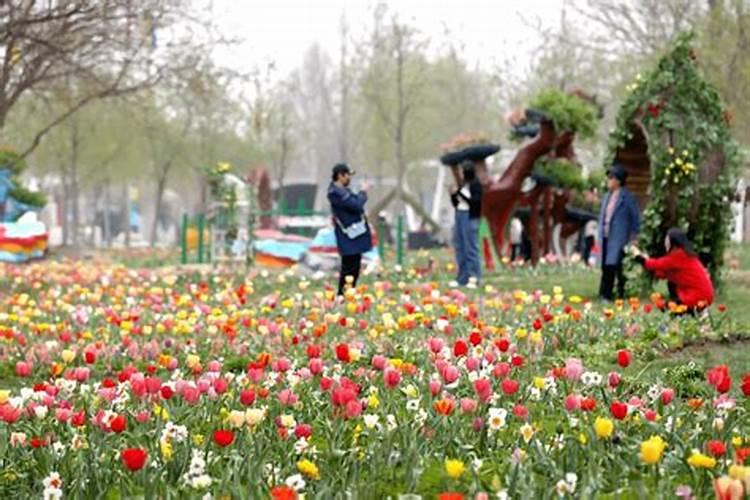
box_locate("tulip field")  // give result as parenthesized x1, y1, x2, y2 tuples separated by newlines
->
(0, 255, 749, 500)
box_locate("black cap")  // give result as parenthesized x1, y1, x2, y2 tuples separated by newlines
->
(607, 163, 627, 184)
(331, 163, 355, 180)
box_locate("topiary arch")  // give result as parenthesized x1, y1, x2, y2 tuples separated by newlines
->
(605, 32, 741, 288)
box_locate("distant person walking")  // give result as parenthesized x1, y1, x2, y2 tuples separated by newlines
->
(450, 161, 482, 286)
(597, 163, 641, 301)
(327, 163, 372, 296)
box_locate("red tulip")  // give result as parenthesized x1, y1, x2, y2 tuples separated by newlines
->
(580, 397, 597, 412)
(271, 485, 298, 500)
(335, 343, 351, 363)
(740, 374, 750, 397)
(474, 378, 492, 402)
(160, 386, 174, 400)
(511, 355, 524, 368)
(661, 388, 675, 405)
(617, 349, 631, 368)
(707, 365, 732, 393)
(608, 372, 621, 388)
(501, 378, 519, 396)
(610, 401, 628, 420)
(121, 448, 148, 471)
(453, 339, 468, 357)
(240, 389, 256, 406)
(495, 338, 510, 352)
(469, 330, 482, 346)
(84, 351, 96, 364)
(294, 423, 312, 439)
(707, 440, 726, 458)
(110, 414, 127, 433)
(438, 493, 464, 500)
(213, 429, 234, 447)
(306, 344, 322, 358)
(384, 368, 401, 389)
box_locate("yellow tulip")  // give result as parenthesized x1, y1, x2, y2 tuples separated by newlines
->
(639, 436, 666, 464)
(61, 349, 75, 364)
(444, 459, 465, 479)
(594, 417, 614, 439)
(687, 450, 716, 469)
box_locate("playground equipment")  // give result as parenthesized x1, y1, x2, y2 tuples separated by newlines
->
(0, 149, 48, 263)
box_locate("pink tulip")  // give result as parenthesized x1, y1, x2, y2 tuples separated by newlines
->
(166, 358, 179, 371)
(213, 378, 228, 394)
(278, 389, 298, 406)
(512, 403, 529, 420)
(248, 368, 265, 383)
(15, 361, 31, 377)
(564, 394, 582, 412)
(429, 379, 442, 397)
(492, 362, 510, 379)
(428, 337, 445, 354)
(74, 367, 90, 382)
(472, 416, 484, 432)
(130, 379, 147, 398)
(55, 408, 72, 423)
(207, 360, 222, 373)
(197, 379, 211, 393)
(564, 358, 584, 381)
(460, 397, 478, 414)
(442, 365, 460, 385)
(182, 386, 201, 405)
(661, 388, 675, 405)
(145, 376, 162, 394)
(273, 358, 291, 373)
(308, 358, 323, 375)
(344, 399, 362, 419)
(371, 355, 387, 371)
(473, 378, 492, 402)
(136, 410, 151, 423)
(466, 358, 481, 372)
(608, 372, 621, 388)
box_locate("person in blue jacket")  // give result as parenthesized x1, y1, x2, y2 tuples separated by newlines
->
(597, 163, 641, 301)
(327, 163, 373, 296)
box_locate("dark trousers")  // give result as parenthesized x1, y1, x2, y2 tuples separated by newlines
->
(511, 244, 521, 261)
(582, 236, 595, 265)
(599, 238, 625, 300)
(338, 253, 362, 295)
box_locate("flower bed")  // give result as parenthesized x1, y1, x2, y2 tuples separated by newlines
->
(0, 261, 747, 498)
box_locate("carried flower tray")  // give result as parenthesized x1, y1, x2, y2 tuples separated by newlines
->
(439, 144, 500, 167)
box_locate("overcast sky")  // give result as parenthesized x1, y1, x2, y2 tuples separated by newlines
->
(211, 0, 564, 78)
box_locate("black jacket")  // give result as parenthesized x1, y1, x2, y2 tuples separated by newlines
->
(451, 179, 482, 219)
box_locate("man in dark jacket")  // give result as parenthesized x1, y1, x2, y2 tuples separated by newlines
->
(327, 163, 373, 296)
(597, 163, 641, 301)
(450, 161, 483, 285)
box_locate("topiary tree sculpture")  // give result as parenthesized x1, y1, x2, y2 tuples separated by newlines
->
(0, 148, 47, 222)
(605, 32, 741, 288)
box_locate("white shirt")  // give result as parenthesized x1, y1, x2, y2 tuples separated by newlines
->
(456, 185, 470, 211)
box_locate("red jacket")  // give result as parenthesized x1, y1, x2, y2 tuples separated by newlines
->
(644, 248, 714, 307)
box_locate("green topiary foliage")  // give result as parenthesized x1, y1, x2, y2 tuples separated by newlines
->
(0, 148, 46, 210)
(604, 32, 741, 289)
(529, 89, 599, 138)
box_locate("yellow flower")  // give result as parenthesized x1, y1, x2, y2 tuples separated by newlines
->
(444, 459, 465, 479)
(529, 331, 543, 345)
(515, 327, 528, 340)
(191, 434, 204, 446)
(594, 417, 614, 439)
(160, 439, 173, 461)
(186, 354, 200, 369)
(0, 390, 9, 405)
(533, 377, 545, 390)
(687, 450, 716, 469)
(297, 459, 320, 480)
(732, 436, 743, 448)
(520, 424, 535, 443)
(578, 433, 588, 445)
(729, 465, 750, 482)
(227, 410, 246, 428)
(639, 436, 667, 464)
(368, 393, 380, 408)
(61, 349, 75, 363)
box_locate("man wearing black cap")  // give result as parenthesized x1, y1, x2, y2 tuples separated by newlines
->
(327, 163, 373, 296)
(597, 163, 641, 301)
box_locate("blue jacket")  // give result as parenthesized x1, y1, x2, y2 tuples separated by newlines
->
(327, 182, 373, 256)
(597, 187, 641, 266)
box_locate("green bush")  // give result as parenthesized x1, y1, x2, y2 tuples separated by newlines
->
(529, 89, 599, 138)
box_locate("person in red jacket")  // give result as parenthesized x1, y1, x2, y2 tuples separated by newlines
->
(631, 228, 714, 311)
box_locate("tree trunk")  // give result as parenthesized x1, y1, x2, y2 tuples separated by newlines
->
(69, 123, 80, 247)
(60, 173, 69, 246)
(103, 178, 112, 247)
(150, 163, 170, 247)
(122, 183, 130, 248)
